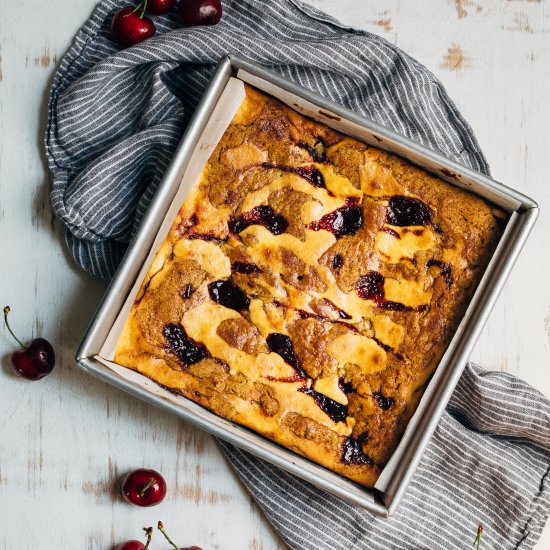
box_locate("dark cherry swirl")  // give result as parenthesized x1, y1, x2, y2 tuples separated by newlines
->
(231, 261, 261, 274)
(299, 386, 348, 423)
(163, 323, 209, 366)
(386, 196, 432, 227)
(373, 391, 395, 410)
(356, 271, 429, 312)
(229, 205, 288, 236)
(342, 433, 373, 465)
(426, 259, 453, 288)
(309, 205, 363, 238)
(266, 333, 308, 380)
(263, 163, 326, 189)
(208, 280, 250, 311)
(298, 137, 327, 162)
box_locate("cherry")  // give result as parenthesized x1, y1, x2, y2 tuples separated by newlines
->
(118, 527, 153, 550)
(146, 0, 177, 15)
(117, 542, 145, 550)
(3, 306, 55, 381)
(179, 0, 222, 26)
(111, 6, 156, 47)
(122, 469, 166, 507)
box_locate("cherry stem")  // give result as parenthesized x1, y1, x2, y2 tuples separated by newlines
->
(474, 525, 483, 550)
(143, 527, 153, 550)
(139, 478, 156, 497)
(133, 0, 147, 19)
(157, 521, 180, 550)
(3, 306, 26, 350)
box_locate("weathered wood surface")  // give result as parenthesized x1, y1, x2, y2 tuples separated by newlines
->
(0, 0, 548, 548)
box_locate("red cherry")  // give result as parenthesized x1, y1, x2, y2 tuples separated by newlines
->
(11, 339, 55, 380)
(122, 469, 166, 507)
(111, 6, 156, 47)
(179, 0, 222, 26)
(118, 527, 153, 550)
(117, 541, 145, 550)
(146, 0, 177, 15)
(3, 307, 55, 381)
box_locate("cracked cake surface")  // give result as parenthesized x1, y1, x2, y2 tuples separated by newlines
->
(114, 84, 504, 488)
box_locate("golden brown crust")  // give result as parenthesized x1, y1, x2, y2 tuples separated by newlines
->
(114, 84, 503, 487)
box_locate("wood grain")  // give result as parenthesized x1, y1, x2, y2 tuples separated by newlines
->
(0, 0, 548, 548)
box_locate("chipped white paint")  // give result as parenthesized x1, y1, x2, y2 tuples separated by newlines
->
(0, 0, 548, 548)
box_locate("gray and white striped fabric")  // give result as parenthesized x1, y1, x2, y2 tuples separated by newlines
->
(46, 1, 550, 548)
(220, 364, 550, 549)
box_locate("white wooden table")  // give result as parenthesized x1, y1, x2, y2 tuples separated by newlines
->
(1, 1, 549, 548)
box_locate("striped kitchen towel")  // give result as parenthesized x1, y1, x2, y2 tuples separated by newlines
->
(220, 364, 550, 549)
(45, 1, 550, 548)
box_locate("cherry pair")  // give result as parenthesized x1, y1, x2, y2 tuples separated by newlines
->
(112, 0, 222, 47)
(118, 522, 202, 550)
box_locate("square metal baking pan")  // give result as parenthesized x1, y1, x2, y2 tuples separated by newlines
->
(76, 55, 538, 517)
